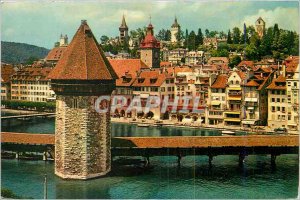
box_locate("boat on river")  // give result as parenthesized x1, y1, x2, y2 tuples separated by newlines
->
(137, 124, 150, 127)
(221, 130, 236, 135)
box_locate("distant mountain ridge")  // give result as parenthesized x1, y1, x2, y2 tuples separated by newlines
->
(1, 41, 50, 64)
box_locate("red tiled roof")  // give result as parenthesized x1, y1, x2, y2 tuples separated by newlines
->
(236, 71, 246, 80)
(11, 67, 52, 81)
(109, 59, 149, 87)
(238, 60, 254, 67)
(132, 70, 170, 87)
(207, 57, 229, 64)
(245, 80, 259, 87)
(211, 74, 228, 89)
(140, 23, 160, 49)
(48, 21, 118, 80)
(109, 59, 149, 78)
(1, 64, 15, 83)
(45, 46, 67, 62)
(160, 61, 171, 67)
(266, 75, 286, 90)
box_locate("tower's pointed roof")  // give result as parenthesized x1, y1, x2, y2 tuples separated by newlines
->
(171, 16, 180, 28)
(120, 15, 128, 29)
(48, 20, 118, 80)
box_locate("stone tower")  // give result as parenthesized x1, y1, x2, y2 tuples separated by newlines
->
(48, 20, 118, 180)
(171, 16, 180, 43)
(255, 17, 265, 38)
(119, 15, 129, 43)
(59, 34, 68, 46)
(140, 23, 160, 68)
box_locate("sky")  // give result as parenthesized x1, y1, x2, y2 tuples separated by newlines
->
(1, 0, 299, 49)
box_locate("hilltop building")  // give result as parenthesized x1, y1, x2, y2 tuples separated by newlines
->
(255, 17, 265, 38)
(171, 17, 180, 43)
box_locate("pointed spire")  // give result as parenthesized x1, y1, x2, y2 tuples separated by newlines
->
(171, 15, 180, 28)
(120, 14, 128, 29)
(48, 20, 118, 80)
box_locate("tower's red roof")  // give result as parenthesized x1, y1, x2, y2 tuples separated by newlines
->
(140, 23, 160, 49)
(48, 20, 117, 80)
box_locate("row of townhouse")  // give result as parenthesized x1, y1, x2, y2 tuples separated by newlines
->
(10, 66, 55, 102)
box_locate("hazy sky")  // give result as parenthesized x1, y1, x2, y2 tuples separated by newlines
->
(1, 0, 299, 49)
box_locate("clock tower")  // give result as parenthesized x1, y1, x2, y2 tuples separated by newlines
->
(140, 23, 160, 68)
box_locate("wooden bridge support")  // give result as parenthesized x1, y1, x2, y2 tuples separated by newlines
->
(271, 154, 278, 169)
(208, 154, 213, 168)
(238, 153, 246, 167)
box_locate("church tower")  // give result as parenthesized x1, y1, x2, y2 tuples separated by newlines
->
(119, 15, 129, 43)
(171, 16, 180, 43)
(140, 23, 160, 68)
(48, 20, 117, 180)
(255, 17, 265, 38)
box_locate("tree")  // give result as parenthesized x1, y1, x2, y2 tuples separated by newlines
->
(227, 30, 232, 44)
(232, 27, 241, 44)
(25, 56, 38, 65)
(175, 30, 184, 42)
(156, 29, 167, 41)
(205, 29, 210, 38)
(100, 35, 109, 44)
(244, 43, 258, 60)
(196, 28, 204, 46)
(165, 30, 171, 41)
(188, 31, 196, 50)
(184, 29, 189, 48)
(272, 24, 280, 51)
(229, 55, 241, 68)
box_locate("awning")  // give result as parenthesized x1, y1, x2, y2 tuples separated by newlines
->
(242, 120, 256, 124)
(211, 101, 221, 106)
(140, 93, 149, 98)
(228, 97, 241, 101)
(228, 87, 241, 90)
(224, 111, 240, 114)
(224, 118, 241, 122)
(245, 97, 258, 102)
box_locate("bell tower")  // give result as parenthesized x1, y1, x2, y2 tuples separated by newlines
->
(119, 15, 129, 43)
(48, 20, 117, 180)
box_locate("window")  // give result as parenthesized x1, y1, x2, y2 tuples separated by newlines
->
(161, 87, 165, 92)
(277, 98, 280, 103)
(277, 107, 280, 111)
(282, 98, 285, 103)
(294, 82, 297, 87)
(282, 107, 285, 112)
(73, 98, 78, 108)
(282, 90, 286, 95)
(272, 106, 275, 112)
(272, 98, 275, 102)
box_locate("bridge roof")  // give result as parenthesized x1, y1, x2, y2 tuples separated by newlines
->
(1, 132, 299, 147)
(2, 132, 54, 145)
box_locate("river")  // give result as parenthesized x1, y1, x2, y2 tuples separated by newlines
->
(1, 112, 299, 199)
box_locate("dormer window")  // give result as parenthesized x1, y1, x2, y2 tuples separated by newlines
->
(138, 78, 145, 83)
(150, 78, 157, 84)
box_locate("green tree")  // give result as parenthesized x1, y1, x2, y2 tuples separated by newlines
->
(196, 28, 204, 46)
(156, 29, 167, 41)
(175, 30, 184, 42)
(184, 29, 189, 48)
(227, 30, 232, 44)
(232, 27, 241, 44)
(100, 35, 109, 44)
(25, 56, 38, 65)
(188, 31, 196, 50)
(244, 43, 258, 60)
(229, 55, 241, 68)
(165, 30, 172, 41)
(205, 29, 210, 38)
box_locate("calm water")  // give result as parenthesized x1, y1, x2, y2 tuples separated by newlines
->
(1, 112, 299, 199)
